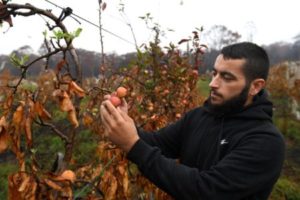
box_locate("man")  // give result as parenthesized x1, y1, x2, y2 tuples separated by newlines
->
(100, 42, 285, 200)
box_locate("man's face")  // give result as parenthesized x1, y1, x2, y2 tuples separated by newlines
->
(208, 54, 249, 107)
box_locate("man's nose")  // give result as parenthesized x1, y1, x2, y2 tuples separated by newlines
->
(209, 76, 219, 89)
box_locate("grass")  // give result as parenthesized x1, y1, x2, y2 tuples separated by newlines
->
(270, 177, 300, 200)
(197, 77, 210, 98)
(33, 130, 65, 171)
(72, 129, 99, 167)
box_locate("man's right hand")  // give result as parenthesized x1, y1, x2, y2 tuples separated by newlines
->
(104, 93, 128, 114)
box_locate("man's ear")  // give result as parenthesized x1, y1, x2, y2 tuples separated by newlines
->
(249, 79, 265, 96)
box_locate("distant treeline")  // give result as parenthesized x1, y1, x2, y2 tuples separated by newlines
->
(1, 40, 300, 78)
(201, 40, 300, 74)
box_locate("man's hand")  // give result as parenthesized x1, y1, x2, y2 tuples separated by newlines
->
(104, 94, 128, 114)
(100, 100, 139, 153)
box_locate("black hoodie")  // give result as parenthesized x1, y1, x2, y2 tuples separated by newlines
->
(127, 91, 285, 200)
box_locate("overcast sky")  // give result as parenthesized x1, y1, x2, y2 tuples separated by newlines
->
(1, 0, 300, 55)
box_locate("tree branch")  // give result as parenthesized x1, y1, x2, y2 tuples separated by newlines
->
(34, 119, 70, 143)
(5, 3, 82, 84)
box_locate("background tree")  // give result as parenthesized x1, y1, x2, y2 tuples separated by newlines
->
(203, 25, 241, 50)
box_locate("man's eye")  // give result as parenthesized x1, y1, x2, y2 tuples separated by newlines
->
(223, 74, 233, 80)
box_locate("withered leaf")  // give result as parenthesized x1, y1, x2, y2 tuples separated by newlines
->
(0, 128, 9, 153)
(118, 164, 129, 198)
(55, 59, 67, 74)
(18, 175, 30, 192)
(4, 94, 13, 110)
(0, 2, 13, 27)
(44, 178, 63, 191)
(60, 91, 75, 112)
(69, 81, 85, 97)
(0, 116, 9, 153)
(100, 171, 118, 200)
(178, 39, 190, 45)
(8, 172, 37, 200)
(34, 101, 52, 120)
(24, 117, 32, 147)
(68, 110, 79, 128)
(82, 112, 93, 126)
(102, 2, 107, 11)
(12, 102, 24, 126)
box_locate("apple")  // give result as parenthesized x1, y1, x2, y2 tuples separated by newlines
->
(175, 113, 182, 118)
(116, 86, 127, 98)
(110, 96, 121, 107)
(60, 170, 76, 183)
(192, 70, 199, 76)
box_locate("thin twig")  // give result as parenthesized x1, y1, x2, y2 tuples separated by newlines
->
(98, 2, 105, 67)
(34, 119, 70, 143)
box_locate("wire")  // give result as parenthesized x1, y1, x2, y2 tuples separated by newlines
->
(44, 0, 136, 46)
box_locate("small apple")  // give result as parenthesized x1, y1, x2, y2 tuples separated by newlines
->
(163, 89, 170, 95)
(147, 105, 154, 111)
(192, 70, 199, 76)
(60, 170, 76, 183)
(130, 92, 136, 97)
(175, 113, 182, 118)
(116, 86, 127, 98)
(110, 96, 121, 107)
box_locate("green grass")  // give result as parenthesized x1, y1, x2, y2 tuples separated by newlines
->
(270, 177, 300, 200)
(273, 116, 300, 145)
(72, 129, 99, 167)
(197, 77, 210, 98)
(33, 131, 65, 171)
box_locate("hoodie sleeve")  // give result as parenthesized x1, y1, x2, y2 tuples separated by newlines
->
(127, 130, 285, 200)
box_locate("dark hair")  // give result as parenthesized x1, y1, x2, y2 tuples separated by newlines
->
(221, 42, 270, 83)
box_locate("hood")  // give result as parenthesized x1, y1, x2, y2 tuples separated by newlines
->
(203, 89, 273, 121)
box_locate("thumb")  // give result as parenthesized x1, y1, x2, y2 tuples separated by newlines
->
(103, 94, 111, 100)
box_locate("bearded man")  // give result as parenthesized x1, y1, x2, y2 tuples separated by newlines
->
(100, 42, 285, 200)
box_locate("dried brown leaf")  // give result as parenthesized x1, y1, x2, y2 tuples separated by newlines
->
(68, 110, 79, 128)
(44, 178, 63, 191)
(102, 2, 107, 10)
(34, 101, 52, 120)
(178, 38, 190, 45)
(4, 94, 13, 110)
(18, 175, 30, 192)
(0, 130, 9, 153)
(24, 117, 32, 147)
(82, 112, 93, 126)
(12, 103, 24, 126)
(118, 164, 130, 198)
(69, 81, 85, 97)
(60, 91, 75, 112)
(0, 116, 9, 153)
(0, 2, 13, 27)
(8, 172, 37, 200)
(55, 59, 67, 74)
(100, 171, 118, 200)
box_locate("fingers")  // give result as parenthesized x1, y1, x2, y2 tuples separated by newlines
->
(119, 98, 128, 113)
(117, 107, 130, 121)
(101, 100, 122, 121)
(100, 105, 112, 131)
(121, 98, 128, 107)
(103, 94, 111, 100)
(100, 99, 131, 138)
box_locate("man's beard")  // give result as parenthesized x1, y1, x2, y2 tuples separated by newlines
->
(207, 84, 250, 115)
